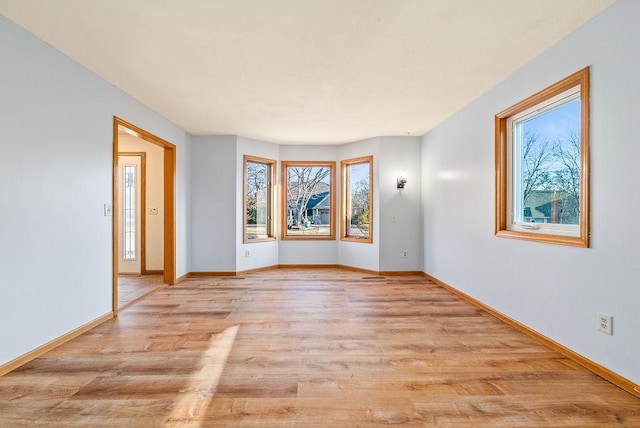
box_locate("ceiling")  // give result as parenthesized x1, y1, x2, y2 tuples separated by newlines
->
(0, 0, 615, 144)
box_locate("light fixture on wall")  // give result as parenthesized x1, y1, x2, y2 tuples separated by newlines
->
(397, 171, 407, 189)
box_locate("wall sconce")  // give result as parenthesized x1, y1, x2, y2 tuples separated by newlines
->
(397, 171, 407, 189)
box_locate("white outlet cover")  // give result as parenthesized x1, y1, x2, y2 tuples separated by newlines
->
(598, 312, 613, 335)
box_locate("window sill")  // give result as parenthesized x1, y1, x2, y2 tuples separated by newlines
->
(496, 229, 588, 248)
(340, 237, 373, 244)
(243, 237, 277, 244)
(282, 235, 336, 241)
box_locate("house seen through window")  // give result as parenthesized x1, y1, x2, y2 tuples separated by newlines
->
(495, 67, 590, 247)
(282, 161, 336, 240)
(513, 90, 581, 225)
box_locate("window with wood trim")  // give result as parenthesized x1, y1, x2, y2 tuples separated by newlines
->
(244, 155, 276, 243)
(281, 161, 336, 240)
(122, 164, 137, 260)
(495, 67, 590, 247)
(341, 156, 373, 243)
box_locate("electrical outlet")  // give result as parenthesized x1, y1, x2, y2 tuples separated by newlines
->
(598, 312, 612, 335)
(402, 250, 408, 258)
(245, 250, 251, 257)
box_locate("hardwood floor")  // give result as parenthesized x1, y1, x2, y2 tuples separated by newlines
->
(118, 274, 166, 309)
(1, 269, 638, 426)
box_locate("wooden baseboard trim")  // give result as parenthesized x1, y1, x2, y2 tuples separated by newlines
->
(241, 265, 419, 276)
(186, 266, 423, 277)
(278, 264, 340, 269)
(0, 312, 113, 377)
(174, 273, 189, 283)
(423, 272, 640, 399)
(379, 270, 424, 276)
(143, 270, 164, 275)
(189, 271, 238, 277)
(337, 265, 380, 275)
(236, 265, 279, 276)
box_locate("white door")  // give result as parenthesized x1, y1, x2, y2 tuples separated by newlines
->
(118, 155, 142, 274)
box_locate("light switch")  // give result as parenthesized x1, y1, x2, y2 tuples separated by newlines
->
(104, 203, 112, 217)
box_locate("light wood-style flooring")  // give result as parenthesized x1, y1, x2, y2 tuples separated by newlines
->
(118, 274, 166, 309)
(1, 269, 638, 426)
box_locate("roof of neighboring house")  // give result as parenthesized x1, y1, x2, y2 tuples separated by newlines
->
(288, 181, 330, 194)
(524, 191, 571, 218)
(306, 191, 330, 210)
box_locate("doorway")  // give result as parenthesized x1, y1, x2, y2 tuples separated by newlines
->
(112, 117, 176, 314)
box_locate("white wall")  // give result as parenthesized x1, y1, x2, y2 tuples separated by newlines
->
(422, 0, 640, 384)
(236, 137, 280, 271)
(0, 15, 190, 366)
(119, 134, 165, 271)
(278, 145, 340, 265)
(190, 135, 237, 272)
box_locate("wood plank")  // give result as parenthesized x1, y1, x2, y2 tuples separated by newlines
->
(0, 268, 638, 426)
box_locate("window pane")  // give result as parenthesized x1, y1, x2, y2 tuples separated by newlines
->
(284, 163, 334, 238)
(495, 67, 589, 247)
(342, 156, 372, 242)
(514, 95, 580, 225)
(245, 159, 272, 241)
(123, 165, 136, 260)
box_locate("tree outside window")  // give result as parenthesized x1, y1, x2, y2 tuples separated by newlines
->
(495, 67, 589, 247)
(341, 156, 373, 243)
(244, 155, 275, 242)
(281, 161, 335, 240)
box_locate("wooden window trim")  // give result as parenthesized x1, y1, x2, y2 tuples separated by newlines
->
(495, 67, 590, 247)
(243, 155, 276, 243)
(281, 160, 336, 241)
(341, 155, 373, 243)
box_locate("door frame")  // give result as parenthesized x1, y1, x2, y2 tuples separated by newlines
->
(112, 117, 176, 315)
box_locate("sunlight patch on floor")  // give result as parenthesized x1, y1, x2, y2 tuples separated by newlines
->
(165, 325, 239, 427)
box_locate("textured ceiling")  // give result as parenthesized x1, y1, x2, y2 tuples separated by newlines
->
(0, 0, 615, 144)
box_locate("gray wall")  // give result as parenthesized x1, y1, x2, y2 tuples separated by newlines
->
(0, 15, 190, 365)
(378, 136, 422, 272)
(236, 137, 280, 271)
(190, 135, 237, 272)
(278, 144, 340, 265)
(422, 0, 640, 384)
(338, 138, 381, 271)
(188, 136, 423, 273)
